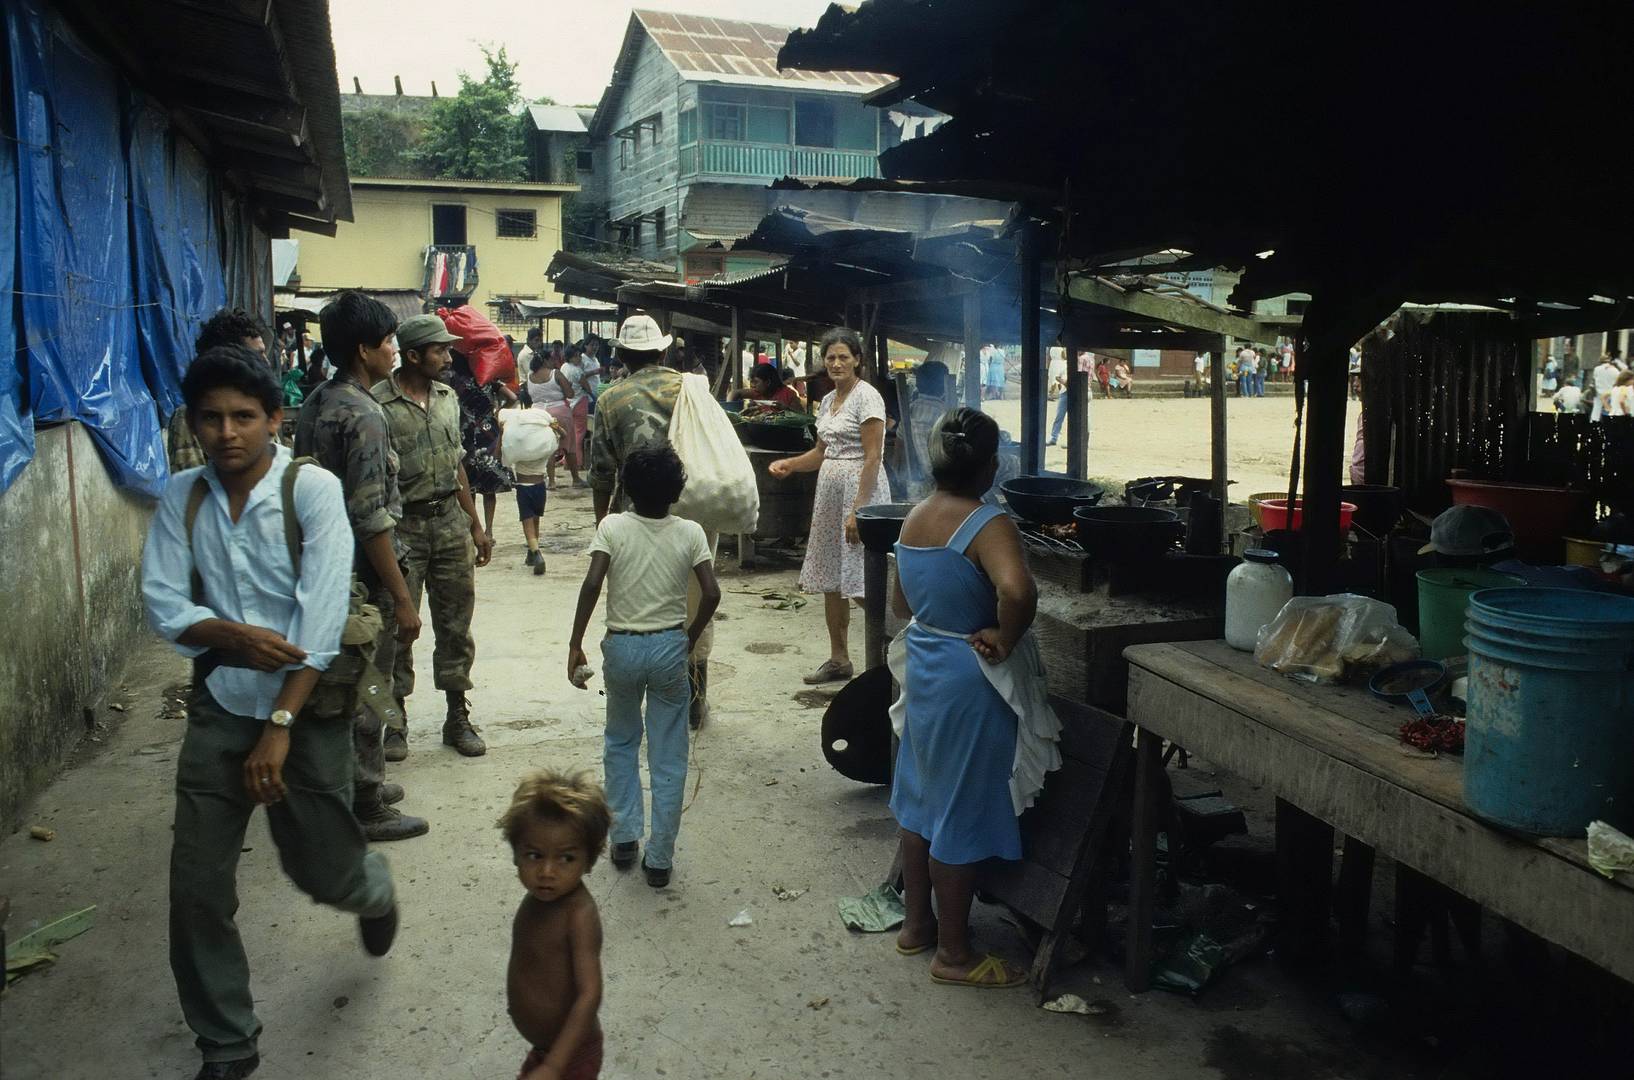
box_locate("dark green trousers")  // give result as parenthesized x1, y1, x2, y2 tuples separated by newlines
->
(169, 689, 395, 1063)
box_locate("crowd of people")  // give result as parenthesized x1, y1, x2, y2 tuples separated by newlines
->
(1548, 349, 1634, 420)
(146, 300, 1057, 1079)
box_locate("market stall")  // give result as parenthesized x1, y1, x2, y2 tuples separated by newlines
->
(1122, 639, 1634, 989)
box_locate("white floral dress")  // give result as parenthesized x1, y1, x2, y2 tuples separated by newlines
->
(800, 382, 888, 598)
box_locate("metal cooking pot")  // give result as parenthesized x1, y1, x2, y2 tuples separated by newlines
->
(855, 503, 914, 554)
(1000, 476, 1106, 525)
(1072, 505, 1185, 561)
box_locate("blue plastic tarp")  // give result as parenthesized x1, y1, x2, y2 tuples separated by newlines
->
(5, 0, 166, 496)
(126, 94, 227, 418)
(0, 46, 30, 492)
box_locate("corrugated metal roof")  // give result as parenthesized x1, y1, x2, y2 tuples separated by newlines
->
(528, 104, 589, 134)
(633, 9, 894, 94)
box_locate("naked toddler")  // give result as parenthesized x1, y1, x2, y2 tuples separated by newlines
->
(499, 770, 610, 1080)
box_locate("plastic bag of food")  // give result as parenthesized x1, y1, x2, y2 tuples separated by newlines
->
(1254, 594, 1419, 683)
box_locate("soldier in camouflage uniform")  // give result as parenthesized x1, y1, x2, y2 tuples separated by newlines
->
(166, 308, 269, 474)
(370, 315, 493, 759)
(294, 292, 430, 842)
(590, 314, 719, 729)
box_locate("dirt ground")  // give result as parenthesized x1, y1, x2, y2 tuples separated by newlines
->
(983, 393, 1363, 497)
(0, 483, 1573, 1080)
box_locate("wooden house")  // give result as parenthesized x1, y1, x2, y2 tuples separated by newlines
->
(585, 9, 950, 280)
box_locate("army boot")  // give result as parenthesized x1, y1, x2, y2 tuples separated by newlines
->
(443, 693, 487, 757)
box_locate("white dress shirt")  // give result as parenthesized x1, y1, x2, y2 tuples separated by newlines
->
(142, 444, 352, 719)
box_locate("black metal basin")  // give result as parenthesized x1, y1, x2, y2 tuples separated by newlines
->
(736, 418, 813, 453)
(1072, 505, 1185, 561)
(1000, 476, 1106, 525)
(855, 502, 914, 554)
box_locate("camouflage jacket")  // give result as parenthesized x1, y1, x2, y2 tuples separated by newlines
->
(293, 375, 403, 558)
(166, 407, 207, 473)
(370, 373, 462, 505)
(588, 364, 681, 493)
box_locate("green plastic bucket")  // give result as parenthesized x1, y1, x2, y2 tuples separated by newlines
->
(1416, 569, 1526, 659)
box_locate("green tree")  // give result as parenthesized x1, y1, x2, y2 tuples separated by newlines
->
(342, 106, 430, 178)
(411, 46, 529, 181)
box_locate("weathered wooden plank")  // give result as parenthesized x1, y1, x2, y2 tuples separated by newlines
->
(1124, 729, 1163, 991)
(1124, 655, 1634, 984)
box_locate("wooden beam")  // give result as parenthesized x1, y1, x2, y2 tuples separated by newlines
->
(1067, 274, 1271, 343)
(848, 274, 977, 306)
(1020, 229, 1045, 475)
(1065, 337, 1088, 480)
(1075, 330, 1219, 351)
(962, 291, 982, 409)
(1212, 334, 1229, 546)
(270, 212, 336, 237)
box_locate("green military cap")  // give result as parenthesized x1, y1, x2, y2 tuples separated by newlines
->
(397, 314, 461, 352)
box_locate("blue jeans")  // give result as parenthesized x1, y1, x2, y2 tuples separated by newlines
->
(1254, 373, 1266, 397)
(1049, 391, 1069, 442)
(602, 629, 691, 869)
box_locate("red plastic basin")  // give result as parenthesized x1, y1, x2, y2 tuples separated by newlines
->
(1259, 498, 1357, 533)
(1446, 479, 1584, 562)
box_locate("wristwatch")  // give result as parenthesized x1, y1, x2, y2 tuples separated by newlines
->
(269, 709, 296, 729)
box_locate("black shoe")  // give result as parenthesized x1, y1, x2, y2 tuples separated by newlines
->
(357, 803, 429, 842)
(525, 549, 546, 575)
(359, 903, 399, 957)
(443, 697, 487, 757)
(379, 782, 405, 806)
(383, 726, 408, 763)
(642, 859, 671, 888)
(194, 1056, 259, 1080)
(610, 841, 638, 870)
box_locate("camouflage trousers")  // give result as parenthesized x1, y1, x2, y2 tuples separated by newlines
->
(390, 501, 477, 729)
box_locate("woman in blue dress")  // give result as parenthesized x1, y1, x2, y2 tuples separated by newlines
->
(890, 407, 1038, 989)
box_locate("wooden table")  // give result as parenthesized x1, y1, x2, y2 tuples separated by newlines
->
(1121, 638, 1634, 989)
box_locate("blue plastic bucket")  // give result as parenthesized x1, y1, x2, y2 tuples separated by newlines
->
(1463, 587, 1634, 835)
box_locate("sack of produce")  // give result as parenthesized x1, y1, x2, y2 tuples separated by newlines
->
(437, 305, 516, 388)
(668, 373, 759, 533)
(1254, 594, 1419, 683)
(498, 409, 560, 472)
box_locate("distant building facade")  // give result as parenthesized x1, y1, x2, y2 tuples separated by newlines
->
(586, 9, 949, 279)
(293, 177, 573, 314)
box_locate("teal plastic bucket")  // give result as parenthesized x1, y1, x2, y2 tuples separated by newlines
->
(1416, 569, 1526, 660)
(1463, 587, 1634, 835)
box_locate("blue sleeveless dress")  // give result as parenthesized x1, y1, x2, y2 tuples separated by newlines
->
(890, 504, 1022, 865)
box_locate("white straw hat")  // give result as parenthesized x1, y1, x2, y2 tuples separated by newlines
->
(615, 313, 673, 353)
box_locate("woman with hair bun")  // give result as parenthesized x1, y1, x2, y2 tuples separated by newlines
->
(769, 327, 887, 684)
(886, 406, 1055, 990)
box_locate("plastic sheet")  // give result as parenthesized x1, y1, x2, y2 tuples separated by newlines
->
(0, 65, 31, 491)
(125, 94, 226, 418)
(5, 0, 165, 495)
(1254, 594, 1419, 683)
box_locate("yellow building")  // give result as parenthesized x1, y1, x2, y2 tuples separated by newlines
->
(293, 176, 576, 319)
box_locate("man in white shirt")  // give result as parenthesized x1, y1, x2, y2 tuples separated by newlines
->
(1591, 353, 1622, 420)
(142, 345, 398, 1080)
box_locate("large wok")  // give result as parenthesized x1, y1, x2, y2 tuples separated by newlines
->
(1000, 476, 1106, 525)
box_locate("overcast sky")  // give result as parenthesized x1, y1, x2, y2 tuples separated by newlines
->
(329, 0, 838, 106)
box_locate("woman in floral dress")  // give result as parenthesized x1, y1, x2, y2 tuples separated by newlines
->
(769, 327, 888, 684)
(445, 351, 514, 537)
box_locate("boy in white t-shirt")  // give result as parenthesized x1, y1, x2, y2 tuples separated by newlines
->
(567, 447, 720, 888)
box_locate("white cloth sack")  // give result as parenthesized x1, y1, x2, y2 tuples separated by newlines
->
(498, 408, 559, 473)
(667, 372, 759, 532)
(887, 621, 1063, 815)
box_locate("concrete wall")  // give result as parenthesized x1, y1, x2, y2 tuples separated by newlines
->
(295, 184, 568, 310)
(0, 423, 152, 828)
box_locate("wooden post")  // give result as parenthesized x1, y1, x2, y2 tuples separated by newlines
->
(1124, 727, 1163, 992)
(963, 291, 982, 409)
(729, 307, 743, 395)
(1065, 337, 1089, 480)
(1275, 798, 1335, 967)
(1212, 334, 1230, 550)
(1020, 230, 1044, 475)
